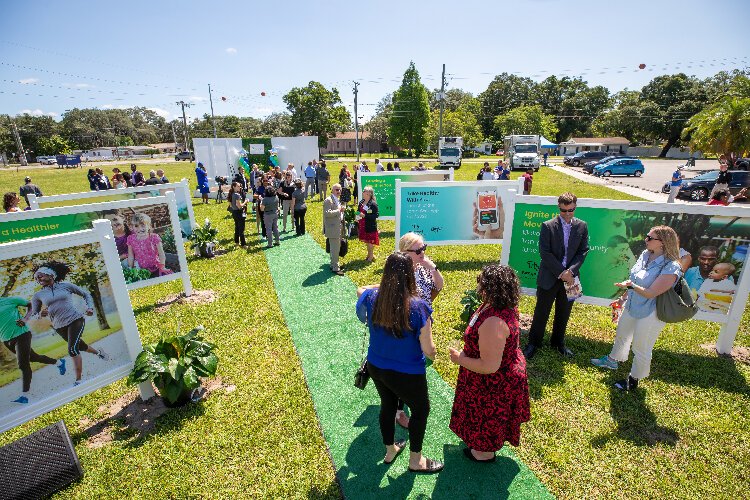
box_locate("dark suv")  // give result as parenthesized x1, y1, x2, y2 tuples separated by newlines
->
(663, 170, 750, 201)
(564, 150, 609, 167)
(175, 151, 195, 161)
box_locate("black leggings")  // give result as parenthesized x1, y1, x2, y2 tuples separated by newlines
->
(4, 331, 57, 392)
(368, 363, 430, 453)
(294, 207, 307, 235)
(55, 317, 89, 357)
(232, 210, 246, 245)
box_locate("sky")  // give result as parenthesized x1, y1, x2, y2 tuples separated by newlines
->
(0, 0, 748, 125)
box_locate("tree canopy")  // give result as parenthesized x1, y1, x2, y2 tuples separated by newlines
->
(493, 105, 559, 140)
(388, 62, 431, 155)
(283, 82, 351, 148)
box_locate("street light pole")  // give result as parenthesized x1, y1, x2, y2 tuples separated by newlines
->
(175, 101, 193, 152)
(208, 84, 217, 139)
(353, 81, 360, 162)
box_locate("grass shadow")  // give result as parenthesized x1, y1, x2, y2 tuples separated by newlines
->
(302, 264, 337, 287)
(432, 444, 521, 500)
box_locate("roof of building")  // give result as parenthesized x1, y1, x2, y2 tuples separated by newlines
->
(329, 131, 372, 140)
(564, 137, 630, 145)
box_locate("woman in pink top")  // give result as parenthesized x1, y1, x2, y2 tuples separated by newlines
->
(126, 213, 173, 277)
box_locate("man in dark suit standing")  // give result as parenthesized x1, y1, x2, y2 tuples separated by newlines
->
(523, 192, 589, 359)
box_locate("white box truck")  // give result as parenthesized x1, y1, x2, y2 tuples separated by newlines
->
(438, 137, 463, 168)
(504, 135, 540, 171)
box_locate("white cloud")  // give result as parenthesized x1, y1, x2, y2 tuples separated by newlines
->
(100, 104, 113, 109)
(148, 107, 172, 120)
(74, 83, 93, 88)
(189, 95, 207, 102)
(19, 108, 57, 117)
(253, 107, 274, 116)
(19, 78, 39, 84)
(225, 47, 237, 54)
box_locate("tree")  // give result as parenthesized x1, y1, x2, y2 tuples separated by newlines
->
(639, 73, 708, 156)
(427, 95, 483, 148)
(37, 134, 72, 155)
(493, 105, 558, 140)
(555, 85, 611, 141)
(478, 73, 536, 138)
(683, 76, 750, 161)
(283, 82, 351, 148)
(261, 112, 292, 136)
(388, 62, 431, 155)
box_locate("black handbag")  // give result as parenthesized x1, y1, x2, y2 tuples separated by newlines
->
(354, 359, 369, 390)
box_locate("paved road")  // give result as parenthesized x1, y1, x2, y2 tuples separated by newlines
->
(565, 159, 720, 194)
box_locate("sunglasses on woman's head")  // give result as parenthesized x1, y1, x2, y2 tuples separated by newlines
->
(645, 235, 661, 241)
(407, 244, 428, 255)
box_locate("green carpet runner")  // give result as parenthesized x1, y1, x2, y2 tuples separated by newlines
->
(264, 233, 551, 499)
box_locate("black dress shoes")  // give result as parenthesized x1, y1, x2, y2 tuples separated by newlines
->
(554, 345, 574, 357)
(522, 344, 538, 359)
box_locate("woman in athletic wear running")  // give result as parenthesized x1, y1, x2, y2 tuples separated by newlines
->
(30, 262, 108, 387)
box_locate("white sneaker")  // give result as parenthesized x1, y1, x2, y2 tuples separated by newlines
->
(96, 348, 109, 361)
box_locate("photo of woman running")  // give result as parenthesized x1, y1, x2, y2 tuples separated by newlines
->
(30, 261, 109, 387)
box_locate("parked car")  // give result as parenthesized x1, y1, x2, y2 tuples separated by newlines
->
(175, 151, 195, 161)
(593, 158, 645, 177)
(37, 156, 57, 165)
(662, 170, 750, 201)
(582, 155, 630, 174)
(564, 150, 610, 166)
(733, 157, 750, 170)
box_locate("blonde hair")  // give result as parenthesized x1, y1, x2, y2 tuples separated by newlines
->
(398, 232, 424, 252)
(651, 225, 680, 263)
(362, 186, 376, 202)
(131, 212, 153, 231)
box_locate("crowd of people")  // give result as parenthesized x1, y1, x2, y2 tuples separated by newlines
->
(476, 160, 534, 194)
(87, 164, 170, 192)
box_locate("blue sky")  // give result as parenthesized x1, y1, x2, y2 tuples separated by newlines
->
(1, 0, 748, 123)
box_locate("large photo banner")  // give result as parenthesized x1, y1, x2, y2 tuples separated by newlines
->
(395, 180, 518, 247)
(0, 193, 192, 294)
(0, 220, 153, 433)
(358, 169, 454, 219)
(28, 179, 196, 237)
(501, 196, 750, 351)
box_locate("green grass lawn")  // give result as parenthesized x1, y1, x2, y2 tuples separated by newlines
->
(0, 163, 748, 498)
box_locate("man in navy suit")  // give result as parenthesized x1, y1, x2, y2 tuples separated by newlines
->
(523, 192, 589, 359)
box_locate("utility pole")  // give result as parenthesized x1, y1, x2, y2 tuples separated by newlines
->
(438, 63, 446, 140)
(11, 120, 27, 167)
(208, 84, 217, 138)
(175, 100, 192, 152)
(171, 122, 178, 152)
(353, 81, 360, 162)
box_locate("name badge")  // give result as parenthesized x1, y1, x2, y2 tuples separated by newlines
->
(635, 269, 648, 280)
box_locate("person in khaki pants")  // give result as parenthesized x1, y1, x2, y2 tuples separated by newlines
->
(324, 184, 345, 275)
(318, 161, 330, 202)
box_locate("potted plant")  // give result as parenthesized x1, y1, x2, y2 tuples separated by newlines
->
(127, 326, 218, 407)
(188, 218, 219, 258)
(344, 206, 358, 238)
(460, 289, 482, 324)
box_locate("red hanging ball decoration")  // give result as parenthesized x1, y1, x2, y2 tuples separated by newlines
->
(261, 91, 266, 96)
(221, 96, 227, 101)
(638, 63, 646, 70)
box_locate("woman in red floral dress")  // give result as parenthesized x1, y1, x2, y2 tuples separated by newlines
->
(449, 264, 530, 462)
(357, 186, 380, 262)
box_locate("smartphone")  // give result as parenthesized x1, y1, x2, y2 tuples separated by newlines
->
(477, 191, 500, 231)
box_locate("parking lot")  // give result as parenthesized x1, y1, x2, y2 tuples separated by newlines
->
(566, 158, 720, 194)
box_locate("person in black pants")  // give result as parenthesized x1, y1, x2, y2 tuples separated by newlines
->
(523, 192, 589, 360)
(355, 253, 443, 474)
(292, 179, 307, 235)
(229, 181, 248, 247)
(1, 296, 65, 404)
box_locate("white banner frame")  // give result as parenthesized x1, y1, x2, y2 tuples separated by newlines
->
(28, 178, 197, 235)
(358, 169, 455, 221)
(499, 195, 750, 354)
(1, 193, 192, 296)
(394, 180, 517, 248)
(0, 220, 154, 434)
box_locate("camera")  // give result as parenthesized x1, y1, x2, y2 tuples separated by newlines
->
(215, 175, 228, 186)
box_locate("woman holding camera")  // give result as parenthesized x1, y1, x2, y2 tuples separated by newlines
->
(229, 181, 248, 247)
(356, 253, 443, 474)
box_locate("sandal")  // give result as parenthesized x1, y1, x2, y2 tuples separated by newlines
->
(408, 457, 444, 474)
(384, 439, 407, 464)
(463, 447, 496, 463)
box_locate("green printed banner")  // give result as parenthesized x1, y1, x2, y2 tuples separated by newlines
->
(0, 213, 96, 243)
(506, 199, 750, 318)
(358, 170, 453, 218)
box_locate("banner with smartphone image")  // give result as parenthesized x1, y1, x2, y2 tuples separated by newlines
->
(394, 180, 518, 246)
(500, 195, 750, 353)
(358, 170, 454, 219)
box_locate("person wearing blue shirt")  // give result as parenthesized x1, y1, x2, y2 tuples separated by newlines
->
(356, 252, 443, 474)
(195, 163, 210, 204)
(591, 226, 683, 392)
(684, 246, 718, 293)
(304, 162, 316, 199)
(667, 167, 683, 203)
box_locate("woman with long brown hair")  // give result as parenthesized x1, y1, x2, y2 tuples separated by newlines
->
(356, 252, 442, 473)
(591, 225, 683, 391)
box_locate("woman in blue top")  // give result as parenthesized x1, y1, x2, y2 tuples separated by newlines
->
(356, 253, 443, 474)
(195, 163, 210, 204)
(591, 225, 682, 391)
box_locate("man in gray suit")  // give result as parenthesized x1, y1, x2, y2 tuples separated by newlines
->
(523, 192, 589, 360)
(324, 183, 346, 276)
